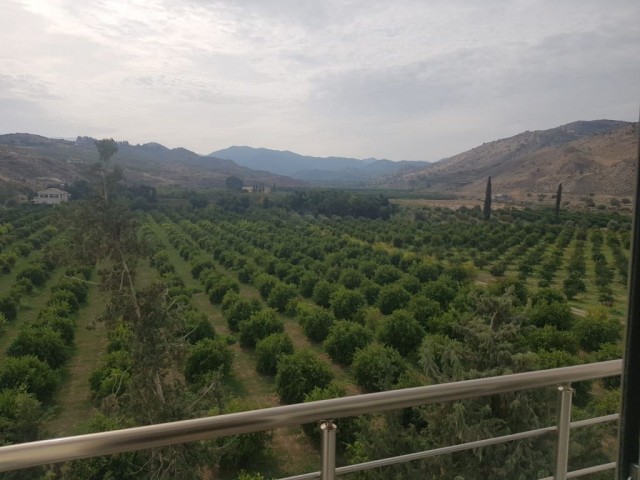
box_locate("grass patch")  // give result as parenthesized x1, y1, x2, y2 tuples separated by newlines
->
(45, 281, 109, 437)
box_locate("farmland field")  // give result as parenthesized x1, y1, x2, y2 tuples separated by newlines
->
(0, 193, 629, 479)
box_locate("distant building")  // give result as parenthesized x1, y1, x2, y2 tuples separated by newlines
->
(242, 184, 271, 194)
(494, 193, 513, 202)
(32, 188, 70, 205)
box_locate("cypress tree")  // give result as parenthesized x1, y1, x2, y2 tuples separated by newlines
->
(483, 176, 492, 221)
(555, 183, 563, 219)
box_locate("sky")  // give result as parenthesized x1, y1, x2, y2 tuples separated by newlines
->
(1, 0, 638, 161)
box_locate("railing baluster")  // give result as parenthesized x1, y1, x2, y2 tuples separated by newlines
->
(320, 420, 337, 480)
(555, 384, 573, 480)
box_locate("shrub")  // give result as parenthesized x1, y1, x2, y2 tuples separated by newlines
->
(0, 295, 18, 322)
(376, 284, 411, 315)
(0, 355, 58, 403)
(106, 322, 133, 353)
(33, 313, 76, 345)
(208, 278, 240, 305)
(89, 351, 133, 400)
(190, 259, 215, 279)
(374, 265, 402, 285)
(409, 296, 441, 330)
(330, 287, 366, 321)
(9, 277, 34, 301)
(65, 265, 93, 281)
(0, 253, 16, 274)
(47, 289, 79, 313)
(275, 350, 333, 404)
(185, 338, 233, 384)
(528, 302, 574, 331)
(302, 384, 360, 450)
(180, 309, 215, 344)
(40, 299, 75, 320)
(573, 308, 621, 352)
(312, 280, 336, 308)
(254, 274, 278, 300)
(352, 344, 408, 392)
(0, 387, 43, 444)
(323, 321, 373, 365)
(222, 294, 262, 332)
(421, 277, 458, 310)
(298, 272, 319, 297)
(266, 283, 298, 313)
(378, 310, 425, 357)
(531, 288, 566, 306)
(216, 399, 273, 471)
(52, 278, 90, 304)
(298, 305, 335, 343)
(525, 325, 579, 355)
(239, 309, 284, 348)
(16, 263, 49, 287)
(488, 278, 528, 306)
(255, 333, 294, 375)
(7, 326, 72, 369)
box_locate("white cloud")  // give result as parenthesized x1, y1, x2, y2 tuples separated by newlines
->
(0, 0, 638, 159)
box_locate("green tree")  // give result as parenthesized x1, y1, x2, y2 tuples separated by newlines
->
(255, 333, 294, 375)
(330, 287, 366, 320)
(378, 310, 425, 357)
(483, 176, 492, 221)
(65, 139, 218, 477)
(0, 387, 43, 445)
(275, 350, 333, 404)
(297, 304, 335, 342)
(528, 301, 574, 330)
(225, 175, 244, 191)
(239, 308, 284, 348)
(0, 295, 18, 322)
(555, 183, 562, 219)
(216, 399, 273, 471)
(7, 326, 72, 369)
(0, 355, 58, 403)
(312, 280, 336, 308)
(266, 283, 298, 313)
(208, 277, 240, 304)
(323, 321, 373, 365)
(376, 284, 411, 315)
(351, 343, 408, 392)
(573, 308, 621, 352)
(221, 293, 262, 332)
(185, 338, 233, 384)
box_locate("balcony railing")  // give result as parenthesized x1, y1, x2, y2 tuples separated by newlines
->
(0, 359, 622, 479)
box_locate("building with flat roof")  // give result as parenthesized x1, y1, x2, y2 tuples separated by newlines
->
(32, 188, 70, 205)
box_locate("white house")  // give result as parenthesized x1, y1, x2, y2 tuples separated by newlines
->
(32, 188, 70, 205)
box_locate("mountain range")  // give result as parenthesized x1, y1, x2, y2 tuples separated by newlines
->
(396, 120, 638, 198)
(0, 119, 636, 199)
(208, 146, 428, 184)
(0, 134, 301, 192)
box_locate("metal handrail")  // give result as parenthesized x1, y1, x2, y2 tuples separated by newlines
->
(283, 414, 619, 480)
(0, 359, 622, 473)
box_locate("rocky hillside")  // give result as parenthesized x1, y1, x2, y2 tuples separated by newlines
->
(398, 120, 638, 197)
(0, 134, 302, 192)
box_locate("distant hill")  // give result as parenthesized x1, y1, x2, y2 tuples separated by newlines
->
(3, 120, 635, 198)
(397, 120, 637, 198)
(209, 146, 429, 184)
(0, 134, 302, 192)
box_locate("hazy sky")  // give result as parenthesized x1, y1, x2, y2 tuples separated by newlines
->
(1, 0, 638, 161)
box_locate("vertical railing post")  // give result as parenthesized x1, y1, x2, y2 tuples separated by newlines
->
(555, 384, 573, 480)
(320, 420, 337, 480)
